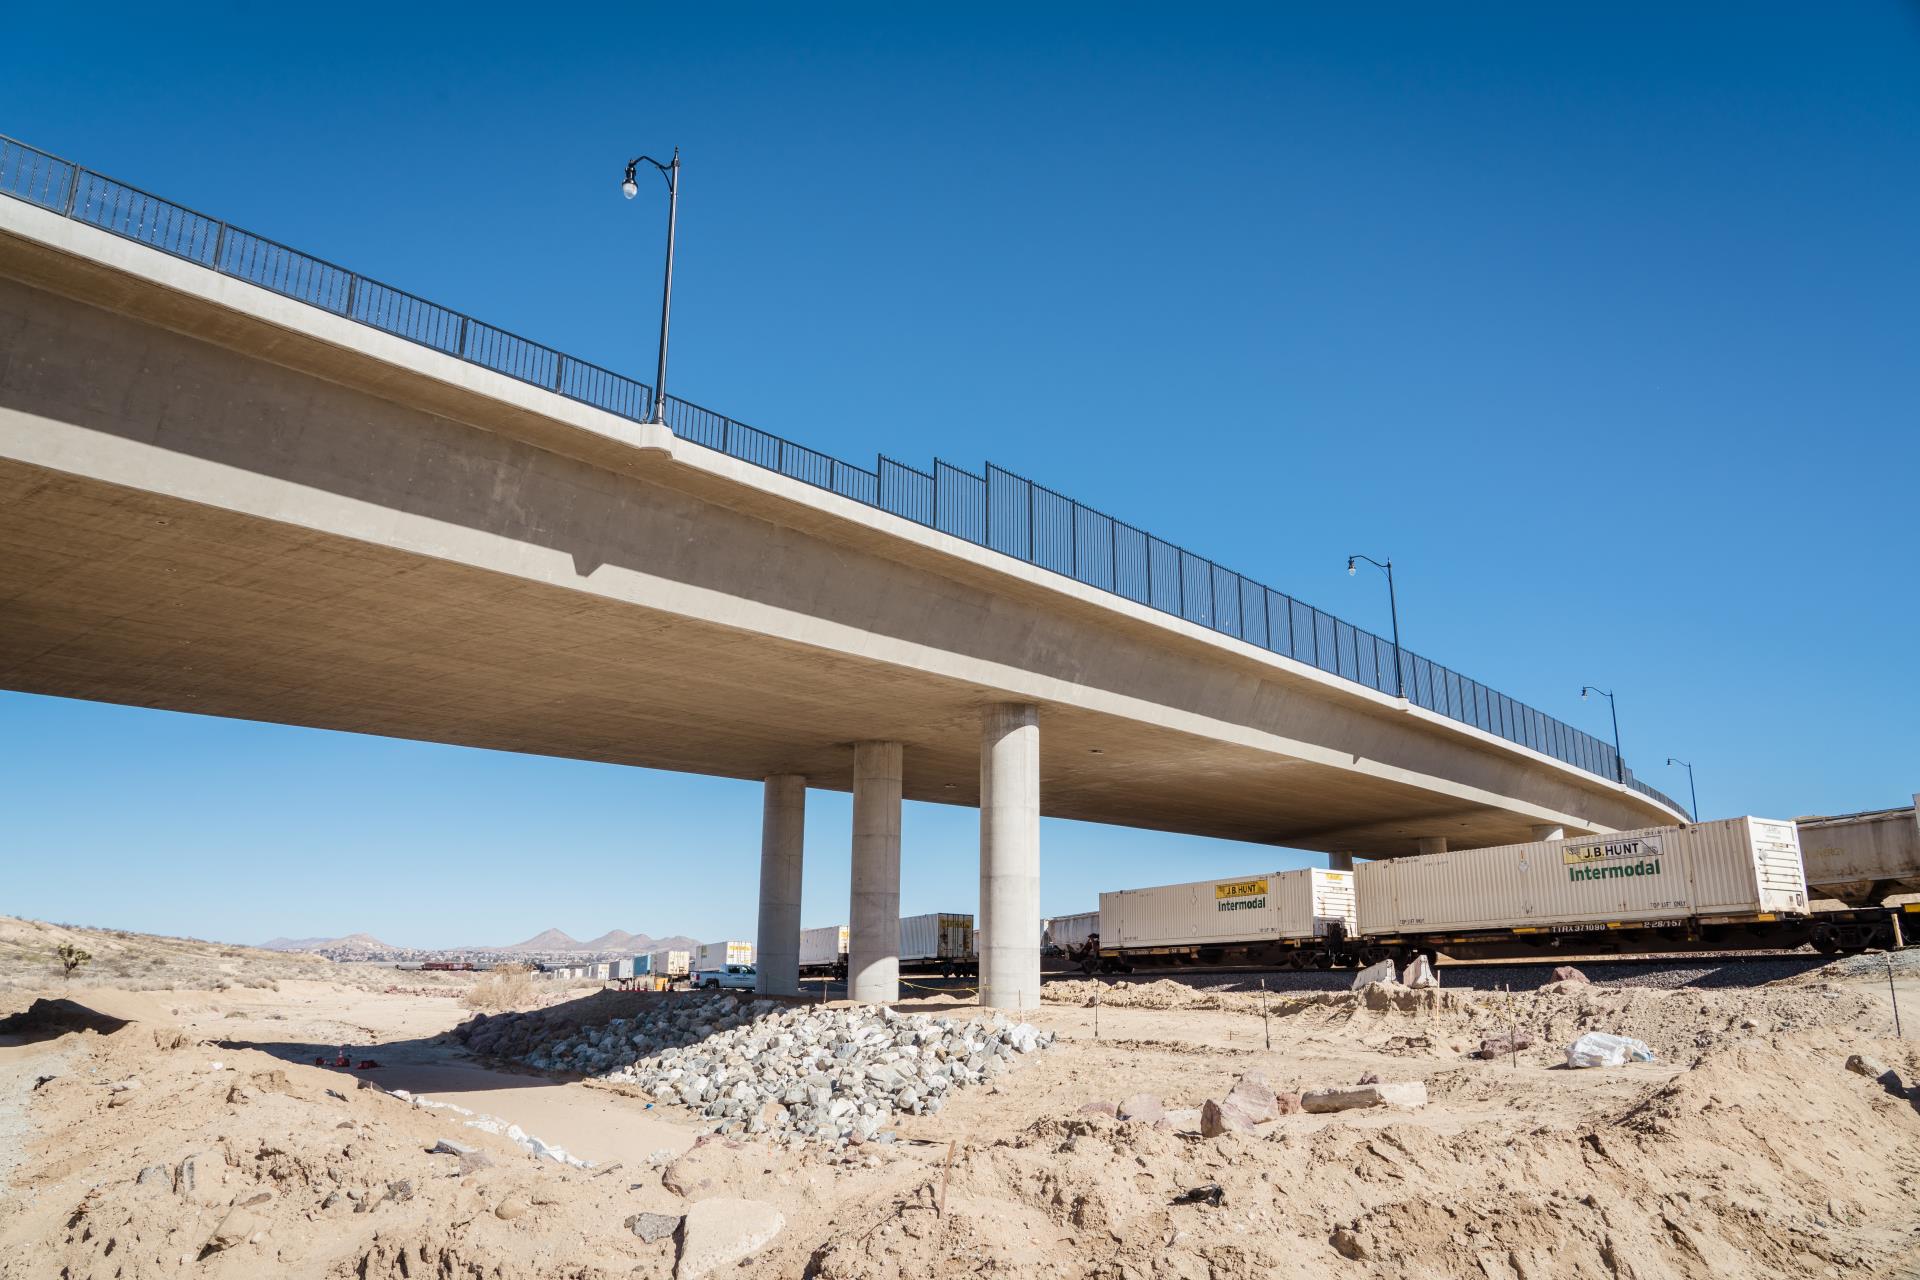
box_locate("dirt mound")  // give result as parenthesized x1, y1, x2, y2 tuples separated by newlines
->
(1044, 977, 1476, 1017)
(1045, 975, 1889, 1065)
(0, 997, 131, 1040)
(813, 1033, 1920, 1280)
(0, 1016, 687, 1278)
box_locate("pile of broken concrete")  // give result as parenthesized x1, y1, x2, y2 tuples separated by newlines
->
(1081, 1067, 1426, 1137)
(460, 995, 1053, 1147)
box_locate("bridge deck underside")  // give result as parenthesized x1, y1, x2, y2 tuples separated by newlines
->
(0, 458, 1533, 853)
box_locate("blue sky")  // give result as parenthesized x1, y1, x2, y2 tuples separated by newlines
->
(4, 3, 1917, 948)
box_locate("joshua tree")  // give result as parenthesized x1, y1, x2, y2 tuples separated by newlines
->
(55, 942, 92, 981)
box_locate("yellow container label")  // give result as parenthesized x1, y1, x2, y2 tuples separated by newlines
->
(1215, 878, 1269, 900)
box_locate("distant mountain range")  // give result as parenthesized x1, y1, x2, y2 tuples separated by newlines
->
(260, 932, 393, 952)
(259, 928, 703, 955)
(497, 928, 704, 955)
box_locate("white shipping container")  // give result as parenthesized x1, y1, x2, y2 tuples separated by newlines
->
(1101, 869, 1357, 949)
(901, 913, 974, 961)
(609, 957, 634, 980)
(591, 962, 611, 980)
(696, 940, 755, 970)
(799, 925, 849, 967)
(1357, 816, 1807, 935)
(1046, 911, 1101, 951)
(650, 949, 691, 977)
(1797, 801, 1920, 905)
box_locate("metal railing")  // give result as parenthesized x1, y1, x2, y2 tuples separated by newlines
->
(0, 133, 1688, 819)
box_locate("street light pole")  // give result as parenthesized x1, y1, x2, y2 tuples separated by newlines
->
(621, 147, 680, 424)
(1347, 555, 1404, 699)
(1666, 757, 1698, 820)
(1580, 686, 1624, 783)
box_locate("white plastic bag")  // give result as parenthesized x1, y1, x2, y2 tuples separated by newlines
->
(1351, 958, 1397, 990)
(1566, 1032, 1655, 1068)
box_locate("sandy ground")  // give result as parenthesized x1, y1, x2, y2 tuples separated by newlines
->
(2, 932, 1919, 1279)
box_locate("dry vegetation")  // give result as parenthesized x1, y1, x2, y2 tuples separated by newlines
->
(461, 963, 540, 1012)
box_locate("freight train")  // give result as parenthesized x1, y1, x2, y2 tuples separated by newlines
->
(1796, 800, 1920, 906)
(795, 914, 979, 979)
(1085, 816, 1916, 974)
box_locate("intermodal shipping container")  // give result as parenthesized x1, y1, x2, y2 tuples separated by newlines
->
(1796, 801, 1920, 905)
(1045, 911, 1100, 951)
(632, 953, 653, 976)
(1101, 869, 1356, 949)
(695, 940, 755, 971)
(650, 949, 691, 978)
(901, 913, 974, 962)
(799, 925, 849, 968)
(609, 957, 634, 980)
(1356, 816, 1807, 935)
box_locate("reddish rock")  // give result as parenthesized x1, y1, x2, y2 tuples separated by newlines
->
(1199, 1098, 1257, 1137)
(1225, 1070, 1281, 1123)
(1550, 965, 1590, 984)
(1077, 1100, 1120, 1118)
(1117, 1093, 1164, 1124)
(1474, 1034, 1536, 1060)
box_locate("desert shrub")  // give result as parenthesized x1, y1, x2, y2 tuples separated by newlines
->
(462, 964, 538, 1012)
(55, 943, 91, 981)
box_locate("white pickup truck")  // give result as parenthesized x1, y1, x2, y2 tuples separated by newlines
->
(692, 963, 757, 991)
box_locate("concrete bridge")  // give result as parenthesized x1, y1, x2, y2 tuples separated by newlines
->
(0, 141, 1684, 1007)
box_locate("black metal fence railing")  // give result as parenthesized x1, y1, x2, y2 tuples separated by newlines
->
(0, 133, 1689, 819)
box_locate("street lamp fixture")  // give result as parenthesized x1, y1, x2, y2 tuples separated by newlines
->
(1345, 554, 1404, 699)
(1666, 757, 1699, 821)
(620, 147, 680, 424)
(1579, 686, 1625, 783)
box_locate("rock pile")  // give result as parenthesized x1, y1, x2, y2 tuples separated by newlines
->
(459, 995, 1053, 1146)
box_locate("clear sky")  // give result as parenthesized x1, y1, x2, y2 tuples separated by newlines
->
(4, 3, 1917, 948)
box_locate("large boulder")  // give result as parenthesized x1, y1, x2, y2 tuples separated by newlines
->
(1199, 1098, 1257, 1137)
(1223, 1070, 1281, 1123)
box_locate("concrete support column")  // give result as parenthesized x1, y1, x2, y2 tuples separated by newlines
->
(1416, 837, 1449, 855)
(1528, 824, 1566, 842)
(848, 741, 903, 1004)
(980, 703, 1041, 1009)
(1328, 852, 1355, 872)
(754, 775, 805, 997)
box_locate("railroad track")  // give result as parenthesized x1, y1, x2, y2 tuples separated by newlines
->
(1062, 951, 1837, 993)
(797, 951, 1841, 997)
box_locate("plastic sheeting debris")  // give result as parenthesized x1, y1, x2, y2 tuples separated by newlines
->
(1566, 1032, 1654, 1068)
